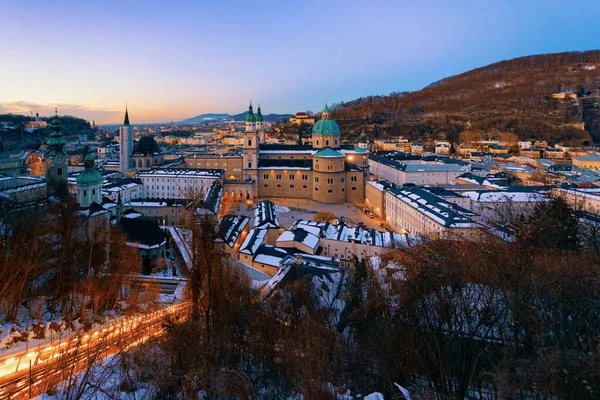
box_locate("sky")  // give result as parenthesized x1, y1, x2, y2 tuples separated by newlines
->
(1, 0, 599, 124)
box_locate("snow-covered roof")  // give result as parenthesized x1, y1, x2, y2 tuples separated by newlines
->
(253, 245, 289, 267)
(136, 168, 222, 179)
(239, 228, 267, 255)
(462, 190, 548, 203)
(217, 215, 250, 248)
(276, 229, 320, 251)
(254, 200, 280, 229)
(387, 186, 481, 229)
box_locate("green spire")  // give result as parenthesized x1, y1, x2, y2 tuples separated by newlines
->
(256, 104, 264, 122)
(46, 109, 67, 155)
(245, 101, 256, 123)
(323, 103, 330, 113)
(123, 107, 130, 126)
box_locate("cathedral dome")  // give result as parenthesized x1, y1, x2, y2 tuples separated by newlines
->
(312, 119, 340, 136)
(312, 103, 340, 136)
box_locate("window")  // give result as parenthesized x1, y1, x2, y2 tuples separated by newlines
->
(290, 184, 295, 188)
(315, 187, 319, 191)
(326, 140, 329, 146)
(351, 176, 357, 182)
(276, 174, 282, 180)
(328, 189, 333, 194)
(303, 185, 308, 189)
(248, 139, 252, 146)
(342, 188, 345, 192)
(351, 186, 357, 191)
(264, 184, 269, 188)
(314, 177, 319, 183)
(302, 174, 308, 180)
(57, 168, 62, 176)
(83, 190, 87, 196)
(248, 162, 252, 168)
(277, 184, 282, 188)
(341, 177, 345, 183)
(327, 178, 333, 184)
(92, 189, 96, 195)
(289, 175, 295, 180)
(315, 164, 319, 170)
(316, 140, 320, 146)
(327, 165, 332, 171)
(263, 174, 269, 180)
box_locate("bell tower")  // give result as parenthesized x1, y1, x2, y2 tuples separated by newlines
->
(242, 102, 259, 181)
(45, 109, 68, 195)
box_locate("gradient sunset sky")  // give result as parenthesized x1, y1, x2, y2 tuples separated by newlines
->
(1, 0, 599, 124)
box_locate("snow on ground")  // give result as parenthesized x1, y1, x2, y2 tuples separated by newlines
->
(275, 205, 291, 214)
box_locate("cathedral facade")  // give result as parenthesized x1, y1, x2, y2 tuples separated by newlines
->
(231, 103, 369, 204)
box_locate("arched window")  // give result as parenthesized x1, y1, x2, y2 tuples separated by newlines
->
(57, 168, 62, 176)
(342, 188, 345, 192)
(138, 159, 143, 168)
(290, 184, 295, 188)
(316, 140, 320, 146)
(302, 185, 308, 189)
(92, 189, 96, 195)
(146, 159, 151, 168)
(351, 186, 357, 191)
(248, 139, 252, 146)
(154, 158, 158, 164)
(315, 187, 319, 191)
(83, 190, 87, 196)
(327, 189, 333, 194)
(326, 140, 329, 146)
(264, 184, 269, 188)
(277, 184, 282, 188)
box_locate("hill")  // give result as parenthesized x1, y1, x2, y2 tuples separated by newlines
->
(181, 111, 292, 124)
(332, 51, 600, 144)
(0, 114, 94, 151)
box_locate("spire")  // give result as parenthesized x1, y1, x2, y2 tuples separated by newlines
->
(256, 103, 264, 122)
(245, 101, 256, 123)
(321, 103, 331, 119)
(46, 109, 67, 154)
(123, 106, 130, 126)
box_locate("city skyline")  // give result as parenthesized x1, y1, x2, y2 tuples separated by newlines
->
(1, 0, 599, 124)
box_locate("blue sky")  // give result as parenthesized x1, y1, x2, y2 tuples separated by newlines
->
(1, 0, 598, 123)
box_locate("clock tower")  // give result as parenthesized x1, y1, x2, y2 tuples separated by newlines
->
(45, 109, 68, 195)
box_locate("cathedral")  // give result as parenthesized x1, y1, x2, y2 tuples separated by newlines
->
(235, 103, 369, 204)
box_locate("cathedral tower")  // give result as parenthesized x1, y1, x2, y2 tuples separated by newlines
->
(119, 107, 133, 173)
(256, 104, 266, 144)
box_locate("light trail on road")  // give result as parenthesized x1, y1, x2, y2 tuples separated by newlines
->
(0, 302, 191, 400)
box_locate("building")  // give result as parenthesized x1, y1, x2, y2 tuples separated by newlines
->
(461, 189, 549, 223)
(119, 217, 166, 272)
(102, 178, 144, 203)
(119, 107, 133, 173)
(385, 186, 481, 238)
(45, 110, 68, 194)
(131, 136, 164, 170)
(290, 112, 315, 126)
(76, 154, 103, 208)
(0, 150, 29, 175)
(137, 168, 224, 199)
(573, 154, 600, 170)
(369, 155, 469, 186)
(0, 176, 46, 203)
(217, 215, 250, 254)
(553, 187, 600, 215)
(129, 199, 187, 226)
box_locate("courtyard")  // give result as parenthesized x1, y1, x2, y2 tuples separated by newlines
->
(229, 197, 388, 232)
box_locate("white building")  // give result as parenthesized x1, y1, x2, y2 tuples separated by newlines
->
(137, 168, 223, 199)
(369, 155, 469, 186)
(385, 186, 481, 238)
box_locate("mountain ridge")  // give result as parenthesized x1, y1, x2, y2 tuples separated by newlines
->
(180, 111, 292, 124)
(332, 50, 600, 144)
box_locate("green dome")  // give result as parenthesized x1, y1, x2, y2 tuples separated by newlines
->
(313, 147, 344, 158)
(77, 168, 102, 186)
(77, 154, 102, 186)
(46, 111, 67, 155)
(312, 119, 340, 136)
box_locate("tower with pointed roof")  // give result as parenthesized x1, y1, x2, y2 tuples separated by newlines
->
(256, 104, 266, 144)
(45, 109, 68, 194)
(119, 107, 133, 173)
(312, 104, 340, 149)
(245, 102, 256, 133)
(243, 102, 259, 184)
(77, 153, 103, 208)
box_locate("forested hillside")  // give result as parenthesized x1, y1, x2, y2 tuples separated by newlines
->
(0, 114, 94, 150)
(333, 51, 600, 144)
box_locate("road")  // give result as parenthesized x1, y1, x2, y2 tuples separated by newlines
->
(0, 302, 191, 400)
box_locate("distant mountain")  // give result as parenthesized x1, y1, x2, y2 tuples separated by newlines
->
(180, 111, 292, 124)
(334, 50, 600, 144)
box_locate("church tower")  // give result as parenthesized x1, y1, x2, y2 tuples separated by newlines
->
(119, 107, 133, 173)
(76, 153, 102, 208)
(45, 109, 68, 194)
(256, 104, 266, 144)
(242, 102, 259, 181)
